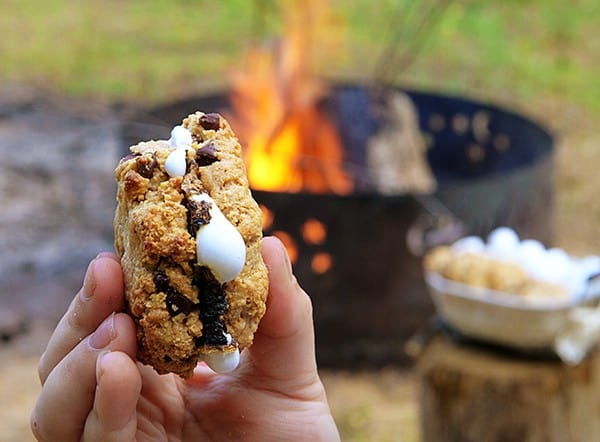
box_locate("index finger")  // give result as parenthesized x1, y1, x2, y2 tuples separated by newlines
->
(38, 253, 125, 384)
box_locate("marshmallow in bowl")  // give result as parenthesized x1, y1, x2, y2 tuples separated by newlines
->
(451, 235, 486, 254)
(447, 227, 600, 297)
(191, 193, 247, 284)
(486, 227, 520, 259)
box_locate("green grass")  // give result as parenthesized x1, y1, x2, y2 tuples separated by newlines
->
(2, 0, 599, 116)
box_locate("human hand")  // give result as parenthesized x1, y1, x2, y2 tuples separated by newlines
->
(31, 236, 340, 441)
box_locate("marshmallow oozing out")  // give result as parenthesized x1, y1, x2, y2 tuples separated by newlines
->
(169, 125, 193, 148)
(165, 126, 193, 178)
(165, 147, 187, 178)
(200, 348, 241, 373)
(192, 194, 247, 284)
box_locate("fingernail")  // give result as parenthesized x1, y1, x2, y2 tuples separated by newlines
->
(89, 313, 116, 350)
(97, 251, 120, 262)
(80, 257, 99, 301)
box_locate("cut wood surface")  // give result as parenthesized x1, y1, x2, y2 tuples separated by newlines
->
(417, 335, 600, 442)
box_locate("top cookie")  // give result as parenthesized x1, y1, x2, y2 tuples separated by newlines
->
(114, 112, 268, 378)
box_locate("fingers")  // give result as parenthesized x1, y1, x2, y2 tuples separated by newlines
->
(38, 253, 125, 384)
(246, 236, 319, 387)
(31, 313, 138, 442)
(81, 351, 142, 442)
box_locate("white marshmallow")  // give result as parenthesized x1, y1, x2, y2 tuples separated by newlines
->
(169, 125, 193, 148)
(486, 227, 520, 259)
(192, 194, 246, 284)
(452, 226, 600, 297)
(542, 248, 571, 283)
(452, 236, 485, 254)
(201, 349, 240, 373)
(517, 239, 547, 272)
(579, 256, 600, 277)
(164, 147, 188, 177)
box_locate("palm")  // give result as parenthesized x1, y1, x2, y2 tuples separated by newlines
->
(135, 358, 331, 441)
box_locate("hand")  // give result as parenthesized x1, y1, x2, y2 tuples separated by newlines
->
(31, 236, 340, 441)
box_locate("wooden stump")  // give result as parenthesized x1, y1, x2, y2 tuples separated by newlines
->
(416, 335, 600, 442)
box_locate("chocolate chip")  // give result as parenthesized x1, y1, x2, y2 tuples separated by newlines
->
(136, 155, 156, 178)
(153, 271, 170, 293)
(154, 271, 197, 316)
(196, 142, 218, 166)
(199, 113, 221, 131)
(166, 291, 195, 316)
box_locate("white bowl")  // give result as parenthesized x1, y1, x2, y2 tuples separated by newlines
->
(425, 270, 600, 351)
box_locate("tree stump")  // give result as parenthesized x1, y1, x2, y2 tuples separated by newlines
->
(416, 335, 600, 442)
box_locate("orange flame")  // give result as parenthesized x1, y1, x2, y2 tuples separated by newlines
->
(229, 0, 353, 194)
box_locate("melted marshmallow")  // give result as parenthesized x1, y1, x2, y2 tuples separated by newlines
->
(201, 348, 240, 373)
(164, 126, 193, 178)
(169, 125, 193, 147)
(191, 194, 246, 283)
(165, 147, 187, 177)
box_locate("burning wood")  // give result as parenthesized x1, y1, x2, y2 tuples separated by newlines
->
(367, 90, 437, 194)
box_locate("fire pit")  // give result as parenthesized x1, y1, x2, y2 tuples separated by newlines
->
(121, 83, 554, 367)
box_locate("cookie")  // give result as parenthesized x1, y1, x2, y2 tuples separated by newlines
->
(114, 111, 268, 378)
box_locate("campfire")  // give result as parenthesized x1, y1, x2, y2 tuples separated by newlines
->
(227, 1, 353, 196)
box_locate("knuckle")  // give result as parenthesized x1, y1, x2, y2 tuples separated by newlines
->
(30, 408, 45, 441)
(66, 294, 87, 332)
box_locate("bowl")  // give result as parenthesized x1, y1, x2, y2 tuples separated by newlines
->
(425, 270, 600, 354)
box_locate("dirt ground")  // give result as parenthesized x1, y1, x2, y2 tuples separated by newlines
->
(0, 326, 422, 442)
(0, 91, 598, 441)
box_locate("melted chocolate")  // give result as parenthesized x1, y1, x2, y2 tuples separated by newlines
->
(152, 266, 229, 347)
(187, 198, 212, 238)
(153, 271, 195, 316)
(166, 291, 195, 316)
(193, 266, 229, 346)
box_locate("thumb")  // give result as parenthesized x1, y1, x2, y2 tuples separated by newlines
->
(245, 236, 319, 388)
(82, 351, 141, 441)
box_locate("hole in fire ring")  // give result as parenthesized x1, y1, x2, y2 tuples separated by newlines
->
(261, 203, 331, 275)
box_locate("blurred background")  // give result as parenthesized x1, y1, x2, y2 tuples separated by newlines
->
(1, 0, 599, 440)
